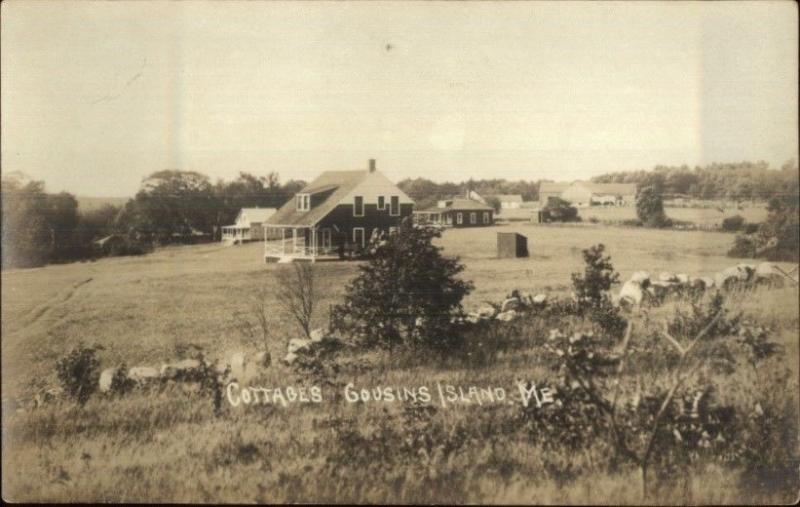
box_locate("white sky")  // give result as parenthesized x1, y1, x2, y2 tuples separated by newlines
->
(1, 1, 797, 197)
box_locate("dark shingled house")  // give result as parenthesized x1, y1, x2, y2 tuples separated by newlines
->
(263, 159, 414, 262)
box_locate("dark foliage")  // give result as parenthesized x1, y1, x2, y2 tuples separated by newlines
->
(56, 343, 104, 405)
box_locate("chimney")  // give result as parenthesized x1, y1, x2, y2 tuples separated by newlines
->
(368, 159, 376, 173)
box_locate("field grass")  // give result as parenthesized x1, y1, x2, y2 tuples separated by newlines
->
(497, 204, 768, 228)
(2, 224, 798, 503)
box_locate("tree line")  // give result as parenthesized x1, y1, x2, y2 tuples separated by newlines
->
(1, 171, 306, 269)
(592, 159, 799, 201)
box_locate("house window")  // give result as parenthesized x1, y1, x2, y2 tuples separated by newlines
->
(296, 194, 310, 212)
(483, 212, 490, 224)
(456, 212, 463, 224)
(354, 196, 364, 217)
(353, 227, 365, 247)
(378, 196, 385, 210)
(390, 196, 400, 216)
(470, 212, 477, 224)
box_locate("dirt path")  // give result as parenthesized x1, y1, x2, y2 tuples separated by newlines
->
(17, 277, 93, 329)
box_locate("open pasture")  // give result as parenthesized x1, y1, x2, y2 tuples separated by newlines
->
(2, 223, 798, 503)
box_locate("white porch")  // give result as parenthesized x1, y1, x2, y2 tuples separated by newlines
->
(263, 225, 338, 263)
(222, 226, 251, 243)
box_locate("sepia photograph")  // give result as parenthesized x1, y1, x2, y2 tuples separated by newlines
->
(1, 0, 798, 504)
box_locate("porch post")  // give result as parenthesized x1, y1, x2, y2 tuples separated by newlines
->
(311, 228, 317, 258)
(292, 228, 297, 254)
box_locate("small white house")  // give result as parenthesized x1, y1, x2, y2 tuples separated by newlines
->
(222, 208, 277, 244)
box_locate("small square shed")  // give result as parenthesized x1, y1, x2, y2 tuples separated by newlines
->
(497, 232, 528, 258)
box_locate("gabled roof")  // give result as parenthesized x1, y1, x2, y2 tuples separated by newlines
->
(266, 170, 370, 227)
(491, 194, 523, 203)
(582, 182, 637, 195)
(418, 198, 493, 212)
(539, 182, 571, 194)
(238, 207, 277, 224)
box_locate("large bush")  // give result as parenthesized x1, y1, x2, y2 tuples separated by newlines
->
(729, 197, 799, 262)
(542, 197, 580, 223)
(636, 186, 671, 228)
(331, 219, 473, 351)
(56, 343, 103, 405)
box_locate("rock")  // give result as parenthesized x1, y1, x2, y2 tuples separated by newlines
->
(160, 359, 202, 380)
(287, 339, 311, 354)
(755, 262, 784, 287)
(283, 352, 298, 365)
(716, 267, 743, 289)
(619, 280, 644, 306)
(310, 328, 326, 342)
(629, 271, 651, 285)
(532, 294, 547, 305)
(700, 276, 715, 289)
(99, 367, 118, 393)
(127, 366, 160, 384)
(477, 305, 496, 318)
(254, 351, 271, 367)
(466, 312, 481, 324)
(736, 263, 756, 281)
(495, 310, 517, 322)
(676, 273, 690, 284)
(659, 272, 678, 283)
(500, 297, 520, 313)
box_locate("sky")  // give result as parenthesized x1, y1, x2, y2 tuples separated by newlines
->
(1, 1, 797, 197)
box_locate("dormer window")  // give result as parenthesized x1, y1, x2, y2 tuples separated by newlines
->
(378, 196, 385, 210)
(296, 194, 310, 212)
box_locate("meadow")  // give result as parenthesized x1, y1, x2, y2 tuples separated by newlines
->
(2, 222, 798, 503)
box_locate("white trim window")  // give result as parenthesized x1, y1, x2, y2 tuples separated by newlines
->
(354, 196, 364, 217)
(470, 212, 477, 224)
(296, 194, 310, 212)
(456, 212, 463, 225)
(378, 196, 385, 210)
(483, 212, 490, 224)
(353, 227, 365, 247)
(390, 196, 400, 216)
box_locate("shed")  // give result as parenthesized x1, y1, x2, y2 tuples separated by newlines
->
(497, 232, 528, 258)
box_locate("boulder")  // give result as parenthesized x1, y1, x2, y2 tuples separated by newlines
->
(477, 305, 496, 318)
(629, 271, 651, 285)
(619, 280, 645, 306)
(500, 297, 520, 313)
(466, 312, 482, 324)
(127, 366, 159, 384)
(287, 339, 311, 354)
(160, 359, 202, 380)
(495, 310, 517, 322)
(715, 267, 741, 290)
(736, 263, 756, 281)
(310, 328, 327, 342)
(647, 281, 671, 302)
(676, 273, 690, 284)
(659, 272, 678, 283)
(532, 294, 548, 305)
(700, 276, 715, 289)
(99, 367, 118, 393)
(254, 351, 271, 367)
(755, 262, 784, 287)
(283, 352, 298, 365)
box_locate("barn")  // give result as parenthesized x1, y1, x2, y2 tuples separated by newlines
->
(222, 207, 277, 244)
(539, 181, 636, 208)
(263, 159, 414, 262)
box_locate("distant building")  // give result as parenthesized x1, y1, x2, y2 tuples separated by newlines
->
(263, 159, 414, 262)
(489, 194, 524, 209)
(538, 181, 637, 208)
(222, 208, 277, 244)
(414, 191, 494, 228)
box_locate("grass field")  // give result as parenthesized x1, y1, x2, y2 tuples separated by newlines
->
(497, 204, 767, 228)
(2, 223, 798, 503)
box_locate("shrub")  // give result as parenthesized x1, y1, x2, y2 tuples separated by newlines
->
(636, 186, 671, 228)
(55, 343, 103, 405)
(331, 219, 473, 351)
(727, 235, 757, 259)
(571, 244, 627, 338)
(542, 197, 580, 223)
(721, 215, 746, 232)
(729, 198, 799, 262)
(108, 363, 136, 396)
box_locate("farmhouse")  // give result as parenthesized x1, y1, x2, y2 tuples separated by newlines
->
(263, 159, 414, 262)
(489, 194, 524, 209)
(414, 192, 494, 228)
(221, 207, 277, 244)
(539, 181, 637, 208)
